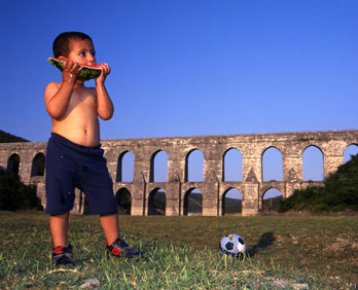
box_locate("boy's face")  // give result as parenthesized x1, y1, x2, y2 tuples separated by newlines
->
(63, 38, 96, 66)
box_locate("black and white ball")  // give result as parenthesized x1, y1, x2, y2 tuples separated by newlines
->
(219, 234, 246, 257)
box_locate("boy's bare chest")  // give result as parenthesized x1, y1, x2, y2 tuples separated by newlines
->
(69, 90, 96, 110)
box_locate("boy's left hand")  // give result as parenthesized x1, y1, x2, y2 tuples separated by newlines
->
(96, 63, 111, 85)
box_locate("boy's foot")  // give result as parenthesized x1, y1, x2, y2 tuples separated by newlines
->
(106, 238, 140, 259)
(52, 244, 75, 267)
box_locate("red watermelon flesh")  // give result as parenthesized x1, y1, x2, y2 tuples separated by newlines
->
(48, 57, 103, 80)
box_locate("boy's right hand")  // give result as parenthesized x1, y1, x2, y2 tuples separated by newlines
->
(61, 59, 80, 84)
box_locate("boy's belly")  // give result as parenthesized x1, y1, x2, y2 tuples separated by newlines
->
(52, 121, 100, 147)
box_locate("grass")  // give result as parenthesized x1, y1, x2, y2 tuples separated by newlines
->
(0, 211, 356, 289)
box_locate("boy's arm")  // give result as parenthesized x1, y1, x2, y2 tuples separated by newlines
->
(95, 63, 114, 120)
(45, 60, 78, 120)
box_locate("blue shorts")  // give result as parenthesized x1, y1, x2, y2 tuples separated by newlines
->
(45, 133, 117, 216)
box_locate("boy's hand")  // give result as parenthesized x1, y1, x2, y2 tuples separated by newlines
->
(62, 59, 80, 84)
(96, 63, 111, 85)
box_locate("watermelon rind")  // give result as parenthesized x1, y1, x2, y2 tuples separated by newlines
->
(48, 57, 102, 81)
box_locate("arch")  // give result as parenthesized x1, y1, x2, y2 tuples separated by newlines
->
(31, 152, 45, 177)
(222, 148, 243, 182)
(7, 153, 20, 178)
(302, 145, 324, 181)
(262, 147, 283, 181)
(1, 129, 357, 217)
(185, 149, 204, 182)
(262, 188, 283, 211)
(150, 150, 168, 182)
(148, 188, 166, 215)
(344, 144, 358, 163)
(116, 188, 131, 215)
(183, 188, 202, 216)
(116, 151, 135, 182)
(222, 187, 242, 215)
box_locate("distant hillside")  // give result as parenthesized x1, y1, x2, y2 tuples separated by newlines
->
(0, 130, 29, 143)
(279, 154, 358, 212)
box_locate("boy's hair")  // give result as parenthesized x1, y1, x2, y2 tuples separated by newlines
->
(53, 31, 93, 57)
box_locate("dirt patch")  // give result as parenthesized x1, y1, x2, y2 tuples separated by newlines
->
(290, 235, 299, 245)
(323, 238, 353, 252)
(256, 275, 309, 289)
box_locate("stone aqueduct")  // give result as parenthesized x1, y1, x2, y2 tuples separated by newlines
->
(0, 130, 357, 216)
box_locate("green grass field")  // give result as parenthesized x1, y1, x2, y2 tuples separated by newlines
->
(0, 211, 356, 289)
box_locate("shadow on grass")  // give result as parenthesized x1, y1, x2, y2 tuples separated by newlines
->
(247, 231, 275, 257)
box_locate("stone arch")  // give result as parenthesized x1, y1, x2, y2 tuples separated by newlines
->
(116, 187, 131, 215)
(185, 149, 204, 182)
(262, 188, 283, 211)
(150, 150, 168, 182)
(148, 187, 166, 215)
(116, 151, 135, 182)
(222, 148, 243, 182)
(262, 146, 283, 182)
(2, 129, 357, 217)
(183, 187, 202, 216)
(344, 143, 358, 163)
(31, 152, 45, 177)
(222, 187, 242, 215)
(7, 153, 20, 178)
(302, 145, 324, 181)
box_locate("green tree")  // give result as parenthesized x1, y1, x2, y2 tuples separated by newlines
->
(0, 171, 42, 211)
(279, 154, 358, 212)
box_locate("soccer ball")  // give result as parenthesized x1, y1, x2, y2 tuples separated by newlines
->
(219, 233, 246, 257)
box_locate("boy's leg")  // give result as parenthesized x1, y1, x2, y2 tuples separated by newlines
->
(99, 213, 119, 245)
(50, 213, 70, 247)
(49, 212, 74, 266)
(100, 214, 140, 259)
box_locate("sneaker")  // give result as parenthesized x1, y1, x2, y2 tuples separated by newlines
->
(105, 238, 140, 259)
(52, 244, 75, 267)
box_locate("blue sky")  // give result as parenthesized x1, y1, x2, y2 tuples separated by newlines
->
(0, 0, 357, 142)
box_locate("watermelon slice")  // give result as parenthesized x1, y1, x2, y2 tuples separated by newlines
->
(48, 57, 102, 81)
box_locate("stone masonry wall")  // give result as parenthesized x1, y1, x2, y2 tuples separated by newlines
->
(0, 130, 357, 216)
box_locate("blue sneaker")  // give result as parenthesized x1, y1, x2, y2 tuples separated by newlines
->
(52, 244, 75, 267)
(106, 238, 140, 259)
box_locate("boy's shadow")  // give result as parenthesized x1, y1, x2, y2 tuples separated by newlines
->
(247, 231, 275, 257)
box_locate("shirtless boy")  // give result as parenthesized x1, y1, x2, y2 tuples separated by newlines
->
(44, 31, 139, 266)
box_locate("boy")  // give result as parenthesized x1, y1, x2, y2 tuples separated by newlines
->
(44, 31, 139, 266)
